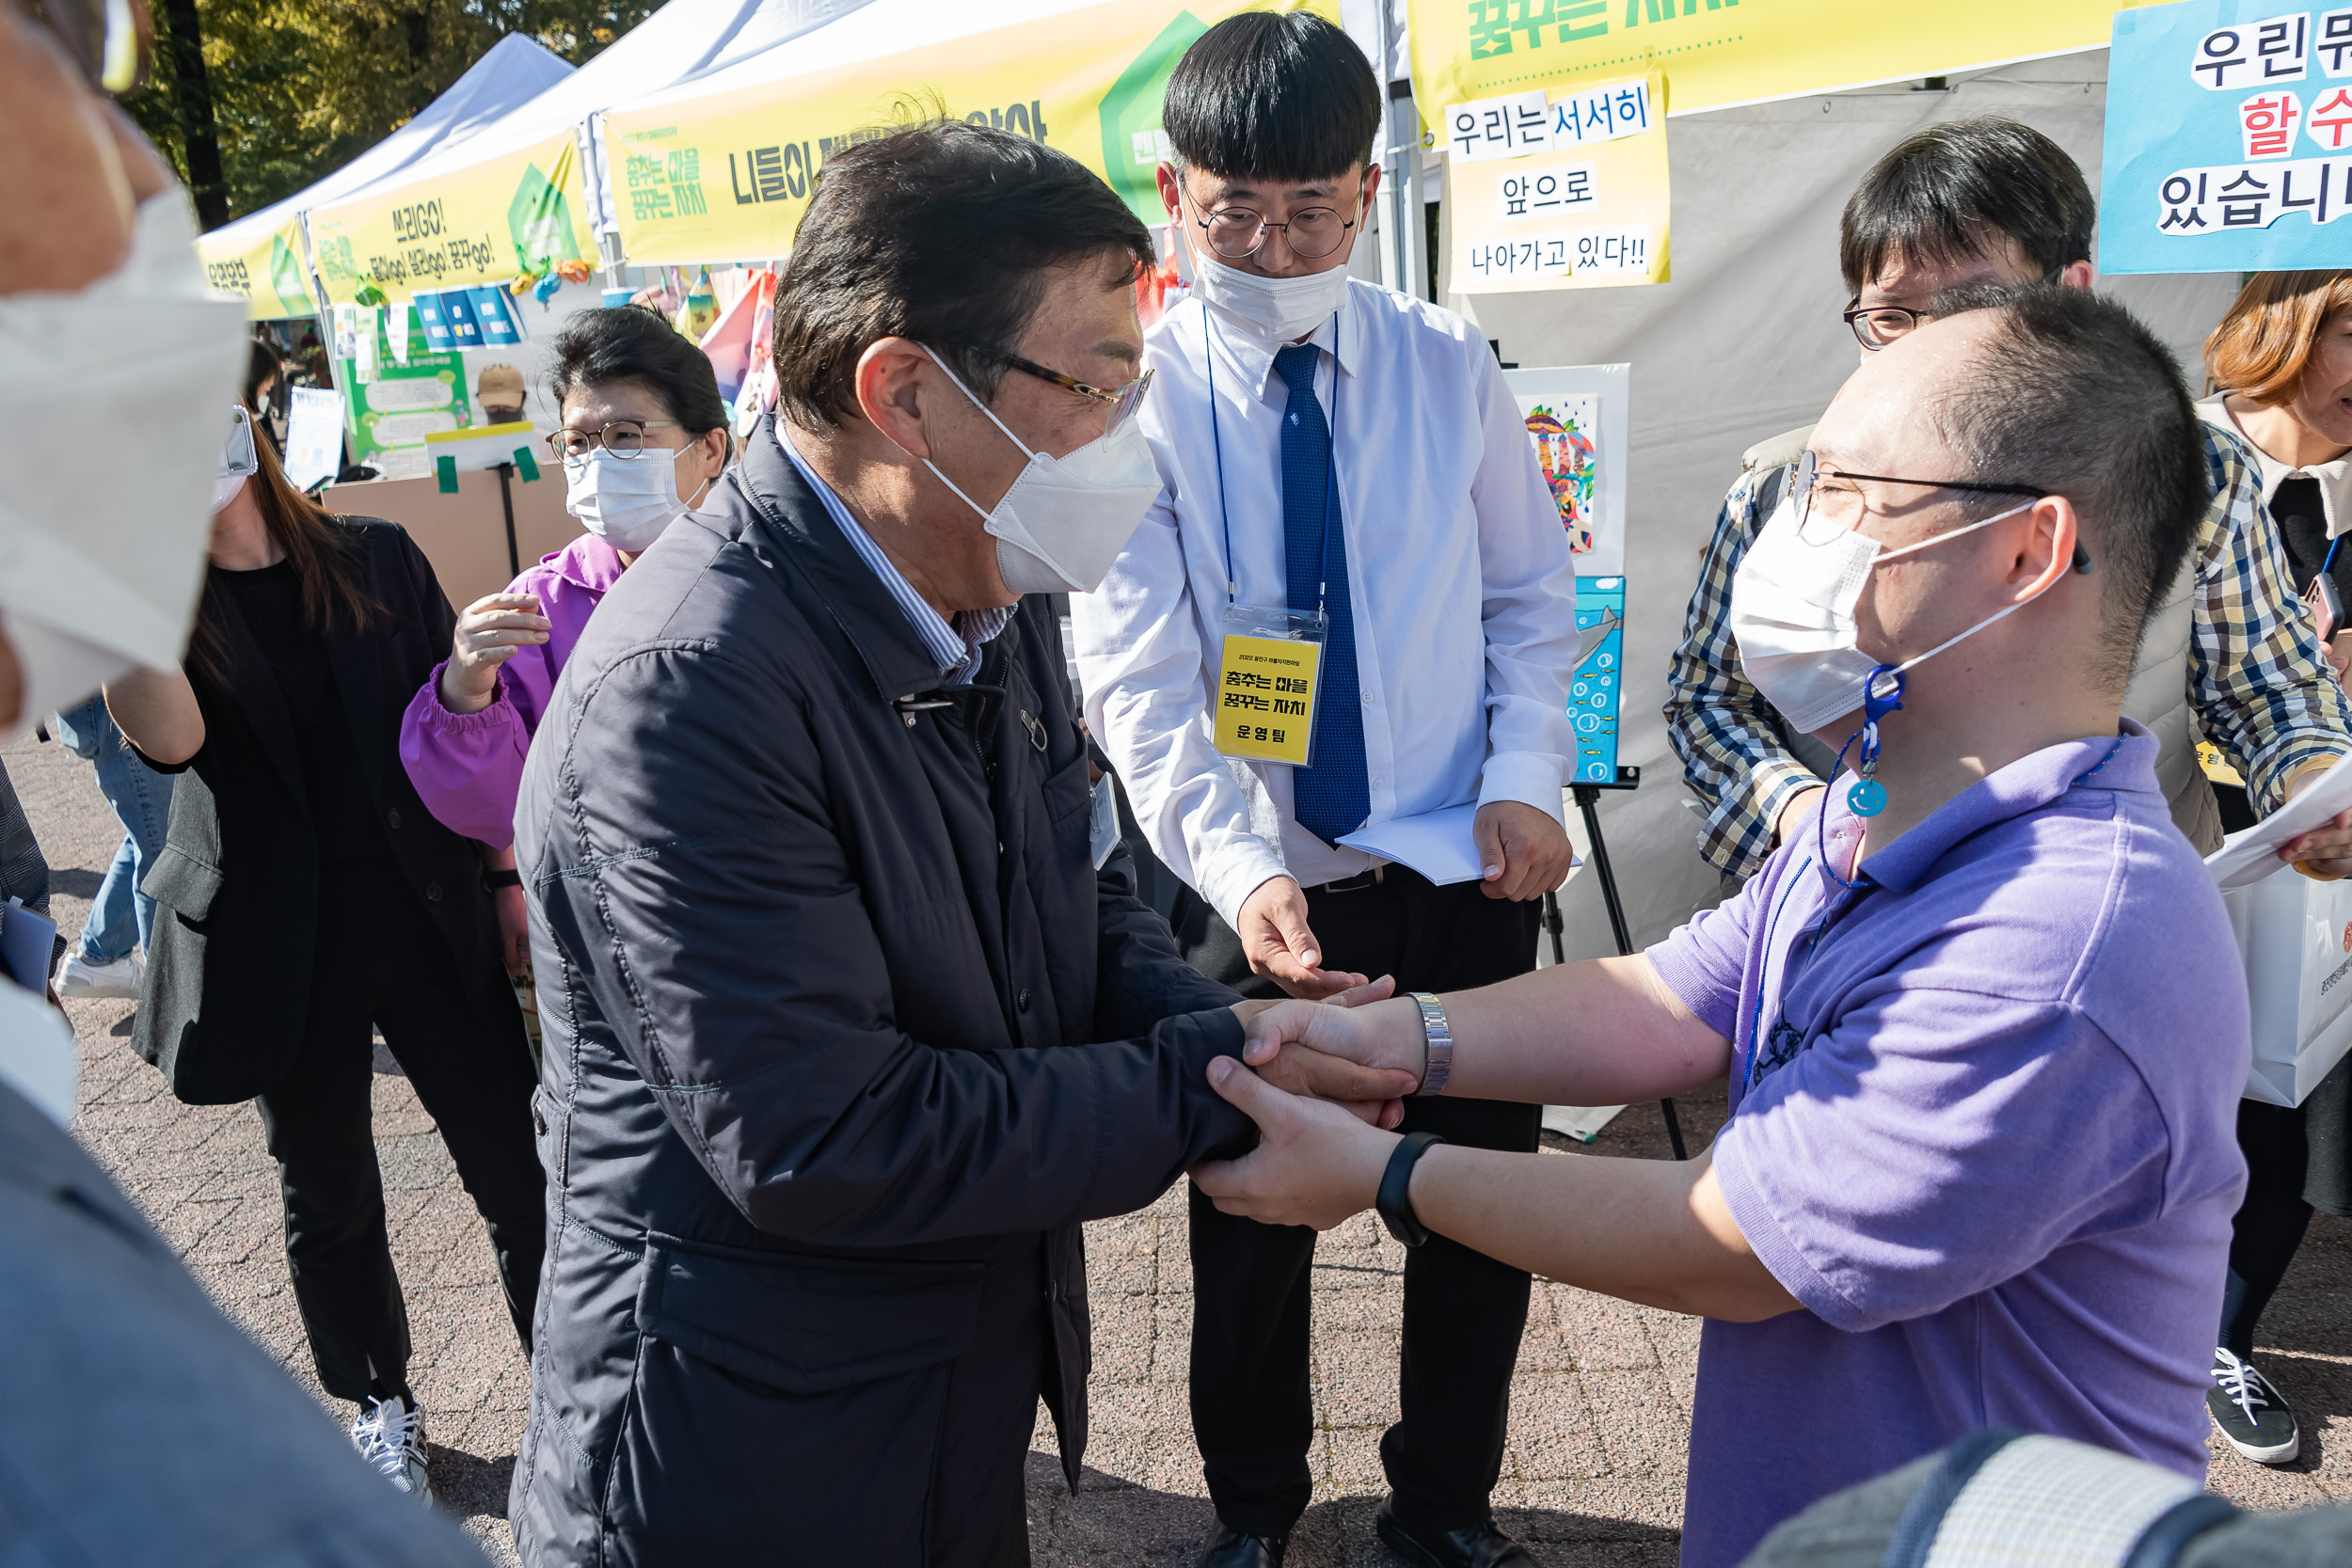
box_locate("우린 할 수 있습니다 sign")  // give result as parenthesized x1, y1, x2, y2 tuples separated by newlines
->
(2100, 0, 2352, 274)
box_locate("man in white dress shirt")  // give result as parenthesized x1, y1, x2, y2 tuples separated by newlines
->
(1072, 16, 1583, 1567)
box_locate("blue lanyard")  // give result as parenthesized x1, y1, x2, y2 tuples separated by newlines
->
(2325, 533, 2344, 578)
(1204, 310, 1342, 611)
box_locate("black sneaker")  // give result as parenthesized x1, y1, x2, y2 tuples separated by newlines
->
(2209, 1347, 2299, 1464)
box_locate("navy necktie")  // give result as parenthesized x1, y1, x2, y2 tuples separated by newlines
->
(1273, 343, 1368, 846)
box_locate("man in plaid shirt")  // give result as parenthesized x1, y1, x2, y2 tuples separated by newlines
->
(1667, 116, 2352, 883)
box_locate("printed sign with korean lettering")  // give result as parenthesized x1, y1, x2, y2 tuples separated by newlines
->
(2104, 0, 2352, 273)
(1411, 0, 2122, 125)
(1448, 72, 1668, 293)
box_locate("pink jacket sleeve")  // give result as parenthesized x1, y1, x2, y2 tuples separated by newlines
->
(399, 660, 535, 848)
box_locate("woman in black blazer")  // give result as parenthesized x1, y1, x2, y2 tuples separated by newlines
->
(107, 406, 542, 1504)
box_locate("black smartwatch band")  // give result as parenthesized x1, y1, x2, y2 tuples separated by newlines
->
(484, 868, 523, 890)
(1376, 1131, 1447, 1247)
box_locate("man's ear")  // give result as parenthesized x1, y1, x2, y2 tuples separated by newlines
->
(2014, 496, 2082, 599)
(852, 337, 937, 462)
(1156, 162, 1184, 227)
(1358, 160, 1383, 221)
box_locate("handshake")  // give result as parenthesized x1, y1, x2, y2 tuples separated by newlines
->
(1201, 980, 1445, 1232)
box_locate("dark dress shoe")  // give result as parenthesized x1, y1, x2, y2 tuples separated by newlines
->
(1374, 1499, 1536, 1568)
(1196, 1522, 1288, 1568)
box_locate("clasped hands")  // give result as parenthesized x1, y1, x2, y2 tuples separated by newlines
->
(1210, 987, 1434, 1230)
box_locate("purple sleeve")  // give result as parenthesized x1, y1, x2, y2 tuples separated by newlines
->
(398, 660, 532, 848)
(1644, 875, 1761, 1042)
(1712, 991, 2169, 1334)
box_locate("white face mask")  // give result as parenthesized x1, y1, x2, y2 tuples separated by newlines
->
(564, 443, 711, 552)
(1180, 191, 1355, 343)
(0, 192, 246, 739)
(918, 346, 1162, 595)
(1729, 484, 2048, 736)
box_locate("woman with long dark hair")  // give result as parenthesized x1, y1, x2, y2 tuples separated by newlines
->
(105, 405, 543, 1504)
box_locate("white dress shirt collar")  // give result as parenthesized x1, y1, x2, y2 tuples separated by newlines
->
(776, 424, 1011, 684)
(1196, 287, 1362, 394)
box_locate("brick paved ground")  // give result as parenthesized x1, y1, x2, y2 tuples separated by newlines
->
(14, 730, 2352, 1565)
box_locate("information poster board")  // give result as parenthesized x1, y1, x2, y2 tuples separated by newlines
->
(1502, 362, 1629, 576)
(2101, 0, 2352, 274)
(341, 311, 473, 482)
(1570, 577, 1626, 785)
(1445, 73, 1670, 292)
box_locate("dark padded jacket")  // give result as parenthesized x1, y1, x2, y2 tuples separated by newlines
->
(509, 418, 1251, 1566)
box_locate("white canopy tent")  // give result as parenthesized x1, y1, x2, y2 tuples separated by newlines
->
(197, 33, 575, 316)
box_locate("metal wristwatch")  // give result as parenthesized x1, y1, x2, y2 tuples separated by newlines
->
(1411, 991, 1453, 1096)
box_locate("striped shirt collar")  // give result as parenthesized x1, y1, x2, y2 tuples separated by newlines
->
(777, 425, 1012, 685)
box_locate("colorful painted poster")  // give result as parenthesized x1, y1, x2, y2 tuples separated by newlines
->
(602, 0, 1337, 264)
(1407, 0, 2133, 124)
(1570, 576, 1625, 785)
(307, 131, 593, 307)
(2101, 0, 2352, 274)
(1522, 395, 1600, 552)
(1447, 72, 1670, 291)
(1505, 363, 1628, 575)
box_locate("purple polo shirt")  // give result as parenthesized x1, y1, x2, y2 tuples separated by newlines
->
(1645, 722, 2249, 1568)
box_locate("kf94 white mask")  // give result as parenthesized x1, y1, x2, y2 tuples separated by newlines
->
(1180, 192, 1353, 344)
(919, 346, 1162, 595)
(0, 191, 247, 739)
(1728, 482, 2052, 736)
(564, 444, 714, 552)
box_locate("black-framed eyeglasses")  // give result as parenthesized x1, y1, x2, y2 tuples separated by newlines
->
(1841, 269, 2069, 350)
(1790, 450, 2089, 571)
(991, 351, 1155, 436)
(1186, 182, 1363, 261)
(547, 420, 683, 463)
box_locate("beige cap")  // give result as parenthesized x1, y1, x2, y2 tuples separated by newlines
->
(476, 363, 526, 415)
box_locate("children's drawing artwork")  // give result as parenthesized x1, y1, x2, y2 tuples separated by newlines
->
(1521, 395, 1601, 555)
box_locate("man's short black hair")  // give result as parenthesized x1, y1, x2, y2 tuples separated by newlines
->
(1840, 117, 2095, 297)
(1925, 281, 2205, 688)
(1162, 10, 1379, 183)
(771, 119, 1152, 430)
(548, 303, 729, 436)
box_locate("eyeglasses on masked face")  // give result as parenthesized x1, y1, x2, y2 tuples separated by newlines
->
(1184, 177, 1366, 261)
(986, 350, 1155, 438)
(547, 420, 684, 465)
(17, 0, 146, 93)
(1840, 266, 2071, 351)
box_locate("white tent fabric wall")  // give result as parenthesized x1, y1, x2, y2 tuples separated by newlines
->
(201, 32, 576, 273)
(1440, 50, 2240, 958)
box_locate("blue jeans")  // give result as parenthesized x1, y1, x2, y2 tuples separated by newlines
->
(53, 696, 173, 963)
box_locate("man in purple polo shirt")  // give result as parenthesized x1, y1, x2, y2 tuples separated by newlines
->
(1187, 283, 2252, 1568)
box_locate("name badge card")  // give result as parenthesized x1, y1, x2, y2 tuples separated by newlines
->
(1215, 604, 1326, 767)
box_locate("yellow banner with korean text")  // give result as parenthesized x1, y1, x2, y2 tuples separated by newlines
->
(196, 216, 318, 321)
(1446, 70, 1669, 290)
(604, 0, 1337, 266)
(305, 131, 595, 308)
(1409, 0, 2137, 123)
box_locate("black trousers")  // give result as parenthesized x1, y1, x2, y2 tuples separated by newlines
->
(1182, 868, 1542, 1535)
(2223, 1052, 2352, 1357)
(254, 856, 545, 1405)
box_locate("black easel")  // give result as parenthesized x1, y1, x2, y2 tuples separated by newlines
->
(1544, 765, 1688, 1161)
(495, 461, 522, 578)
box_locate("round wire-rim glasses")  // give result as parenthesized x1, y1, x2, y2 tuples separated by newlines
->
(547, 420, 684, 464)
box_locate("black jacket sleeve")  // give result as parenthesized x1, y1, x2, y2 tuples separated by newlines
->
(535, 639, 1252, 1248)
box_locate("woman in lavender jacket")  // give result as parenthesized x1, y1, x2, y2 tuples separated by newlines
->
(397, 305, 730, 938)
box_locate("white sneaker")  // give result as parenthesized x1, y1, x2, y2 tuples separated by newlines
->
(54, 951, 139, 999)
(349, 1395, 433, 1502)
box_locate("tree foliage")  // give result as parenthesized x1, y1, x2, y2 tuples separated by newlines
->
(125, 0, 661, 224)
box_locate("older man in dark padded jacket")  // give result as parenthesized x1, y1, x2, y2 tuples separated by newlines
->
(508, 121, 1411, 1567)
